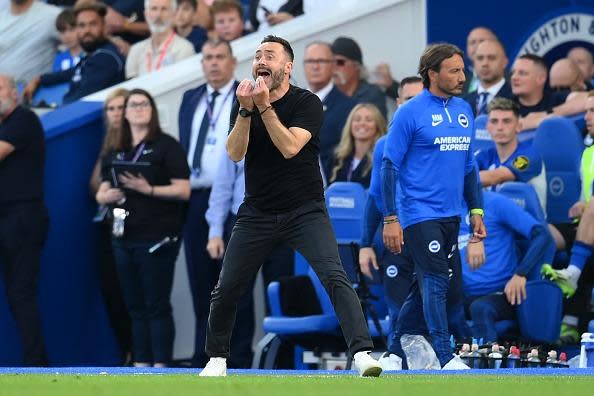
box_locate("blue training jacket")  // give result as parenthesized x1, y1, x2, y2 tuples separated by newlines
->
(382, 88, 475, 228)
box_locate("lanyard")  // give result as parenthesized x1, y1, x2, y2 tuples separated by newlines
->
(204, 88, 234, 131)
(146, 31, 176, 72)
(129, 142, 146, 163)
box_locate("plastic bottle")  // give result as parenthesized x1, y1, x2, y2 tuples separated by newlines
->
(579, 333, 594, 368)
(558, 352, 569, 368)
(506, 346, 521, 368)
(458, 343, 471, 366)
(467, 343, 482, 369)
(545, 350, 558, 368)
(527, 348, 541, 368)
(487, 344, 503, 369)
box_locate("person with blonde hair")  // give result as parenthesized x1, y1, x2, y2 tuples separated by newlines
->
(328, 103, 386, 188)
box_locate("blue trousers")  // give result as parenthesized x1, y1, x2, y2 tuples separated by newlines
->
(465, 293, 515, 343)
(112, 238, 180, 364)
(389, 217, 468, 367)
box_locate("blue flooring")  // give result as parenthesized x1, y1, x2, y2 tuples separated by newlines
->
(0, 367, 593, 376)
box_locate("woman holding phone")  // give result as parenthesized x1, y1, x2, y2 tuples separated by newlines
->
(95, 88, 190, 367)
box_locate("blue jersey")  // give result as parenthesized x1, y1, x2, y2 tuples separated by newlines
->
(370, 135, 386, 212)
(383, 89, 475, 228)
(52, 50, 81, 72)
(459, 192, 539, 297)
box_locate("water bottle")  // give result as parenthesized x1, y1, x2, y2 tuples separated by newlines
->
(526, 349, 541, 368)
(467, 343, 482, 369)
(558, 352, 569, 368)
(487, 344, 503, 369)
(458, 343, 470, 366)
(506, 346, 521, 368)
(545, 350, 558, 368)
(579, 332, 594, 368)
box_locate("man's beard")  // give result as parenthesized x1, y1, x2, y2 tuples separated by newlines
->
(80, 36, 104, 53)
(148, 20, 171, 34)
(0, 99, 14, 118)
(268, 69, 285, 91)
(334, 71, 347, 86)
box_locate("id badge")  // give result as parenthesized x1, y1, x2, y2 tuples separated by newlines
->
(112, 208, 129, 238)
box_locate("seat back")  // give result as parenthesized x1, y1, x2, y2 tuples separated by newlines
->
(516, 280, 563, 343)
(472, 114, 494, 154)
(325, 182, 367, 242)
(32, 83, 69, 108)
(533, 117, 584, 223)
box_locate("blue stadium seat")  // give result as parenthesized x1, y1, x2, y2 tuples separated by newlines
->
(31, 83, 69, 108)
(567, 112, 586, 132)
(472, 114, 494, 154)
(516, 280, 563, 343)
(254, 264, 341, 369)
(325, 182, 367, 242)
(533, 117, 584, 224)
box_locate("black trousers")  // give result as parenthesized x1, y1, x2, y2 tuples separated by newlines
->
(0, 202, 48, 366)
(205, 199, 373, 358)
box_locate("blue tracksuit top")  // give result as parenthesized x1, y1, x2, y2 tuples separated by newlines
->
(383, 88, 475, 229)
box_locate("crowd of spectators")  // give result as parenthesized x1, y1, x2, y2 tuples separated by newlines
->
(1, 0, 594, 368)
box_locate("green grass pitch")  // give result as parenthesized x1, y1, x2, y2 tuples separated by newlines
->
(1, 374, 593, 396)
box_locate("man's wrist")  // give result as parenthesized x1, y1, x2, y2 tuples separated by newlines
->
(383, 215, 399, 225)
(470, 208, 484, 217)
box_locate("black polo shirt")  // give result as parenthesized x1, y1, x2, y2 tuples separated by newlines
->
(516, 90, 568, 117)
(231, 85, 324, 213)
(101, 133, 190, 241)
(0, 106, 45, 206)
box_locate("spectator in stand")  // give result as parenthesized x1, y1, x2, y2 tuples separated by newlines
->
(53, 8, 83, 72)
(23, 1, 126, 105)
(327, 103, 386, 188)
(174, 0, 207, 53)
(210, 0, 249, 42)
(248, 0, 302, 32)
(463, 26, 497, 94)
(511, 54, 588, 130)
(331, 36, 387, 118)
(463, 39, 512, 117)
(302, 41, 355, 180)
(0, 0, 61, 83)
(568, 47, 594, 86)
(126, 0, 195, 79)
(549, 58, 594, 93)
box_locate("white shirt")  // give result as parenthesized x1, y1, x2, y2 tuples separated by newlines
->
(311, 81, 334, 103)
(0, 1, 61, 82)
(125, 32, 195, 79)
(187, 79, 235, 189)
(477, 78, 506, 105)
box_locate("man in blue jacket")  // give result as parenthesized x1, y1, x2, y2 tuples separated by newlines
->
(381, 43, 486, 369)
(460, 191, 549, 343)
(23, 1, 125, 105)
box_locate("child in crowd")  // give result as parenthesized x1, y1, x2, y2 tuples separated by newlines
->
(175, 0, 208, 53)
(52, 8, 82, 72)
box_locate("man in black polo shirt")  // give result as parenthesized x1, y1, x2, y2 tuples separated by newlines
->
(0, 74, 49, 366)
(199, 35, 382, 377)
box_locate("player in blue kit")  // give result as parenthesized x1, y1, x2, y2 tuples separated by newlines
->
(381, 43, 486, 369)
(476, 97, 546, 210)
(459, 191, 550, 343)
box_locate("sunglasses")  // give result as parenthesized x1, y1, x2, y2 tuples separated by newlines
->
(334, 58, 348, 66)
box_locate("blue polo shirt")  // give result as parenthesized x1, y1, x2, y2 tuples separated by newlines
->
(476, 140, 543, 186)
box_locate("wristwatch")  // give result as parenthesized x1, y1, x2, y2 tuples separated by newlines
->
(238, 107, 255, 118)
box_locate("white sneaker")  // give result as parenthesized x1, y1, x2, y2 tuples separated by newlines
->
(199, 357, 227, 377)
(353, 351, 383, 377)
(442, 355, 471, 370)
(378, 352, 402, 371)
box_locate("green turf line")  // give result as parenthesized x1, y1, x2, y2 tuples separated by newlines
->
(0, 375, 593, 396)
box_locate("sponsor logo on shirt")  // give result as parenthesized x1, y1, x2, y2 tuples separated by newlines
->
(512, 155, 530, 171)
(431, 114, 444, 127)
(428, 240, 441, 253)
(433, 136, 471, 151)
